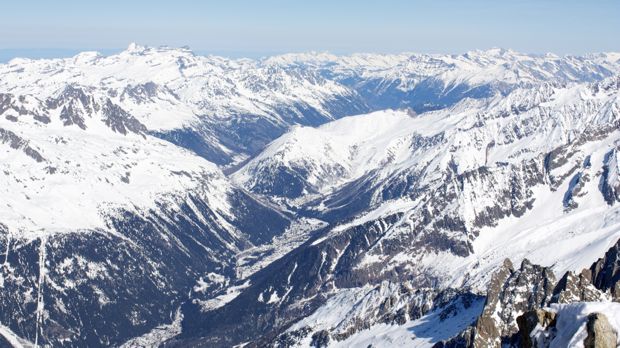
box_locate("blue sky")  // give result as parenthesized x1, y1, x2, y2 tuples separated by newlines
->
(0, 0, 618, 60)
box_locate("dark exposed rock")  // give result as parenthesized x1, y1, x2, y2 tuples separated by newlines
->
(33, 114, 51, 124)
(588, 238, 620, 300)
(271, 327, 312, 348)
(121, 82, 164, 103)
(473, 258, 556, 347)
(600, 148, 620, 205)
(59, 104, 88, 129)
(551, 270, 607, 304)
(101, 99, 148, 135)
(563, 172, 587, 211)
(432, 326, 475, 348)
(0, 93, 51, 124)
(0, 127, 46, 162)
(584, 312, 617, 348)
(516, 309, 557, 348)
(310, 330, 330, 348)
(48, 86, 95, 130)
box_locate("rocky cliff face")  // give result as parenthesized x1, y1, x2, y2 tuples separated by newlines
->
(589, 237, 620, 300)
(439, 239, 620, 347)
(472, 259, 557, 347)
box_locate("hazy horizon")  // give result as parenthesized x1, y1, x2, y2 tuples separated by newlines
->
(1, 44, 620, 64)
(1, 0, 618, 63)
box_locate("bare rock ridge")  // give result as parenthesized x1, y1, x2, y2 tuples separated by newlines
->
(439, 238, 620, 347)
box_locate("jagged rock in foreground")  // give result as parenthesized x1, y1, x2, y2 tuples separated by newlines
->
(472, 259, 556, 347)
(443, 239, 620, 347)
(551, 270, 607, 304)
(584, 312, 617, 348)
(516, 309, 557, 348)
(516, 309, 619, 348)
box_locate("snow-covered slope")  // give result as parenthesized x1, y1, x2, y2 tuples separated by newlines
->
(0, 85, 292, 346)
(187, 76, 620, 347)
(2, 45, 620, 347)
(2, 45, 619, 167)
(1, 90, 226, 236)
(232, 109, 420, 198)
(266, 49, 620, 111)
(0, 44, 371, 165)
(0, 44, 356, 126)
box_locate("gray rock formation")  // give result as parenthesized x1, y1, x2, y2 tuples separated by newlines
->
(600, 148, 620, 205)
(584, 312, 617, 348)
(588, 238, 620, 300)
(473, 259, 556, 347)
(551, 270, 607, 304)
(0, 127, 46, 162)
(446, 239, 620, 347)
(516, 309, 557, 348)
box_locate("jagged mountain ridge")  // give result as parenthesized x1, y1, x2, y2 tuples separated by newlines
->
(1, 45, 620, 347)
(2, 45, 619, 166)
(176, 76, 620, 346)
(0, 82, 292, 346)
(265, 49, 620, 111)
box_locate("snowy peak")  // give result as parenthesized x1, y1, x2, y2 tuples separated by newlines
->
(234, 77, 620, 203)
(2, 44, 619, 166)
(5, 84, 149, 136)
(231, 109, 421, 198)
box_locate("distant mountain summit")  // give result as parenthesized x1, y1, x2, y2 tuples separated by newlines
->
(1, 45, 620, 347)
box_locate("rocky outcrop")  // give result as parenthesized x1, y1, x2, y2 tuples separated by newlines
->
(432, 327, 475, 348)
(48, 85, 95, 130)
(584, 312, 617, 348)
(588, 238, 620, 300)
(516, 309, 557, 348)
(0, 127, 46, 162)
(310, 330, 330, 348)
(515, 310, 617, 348)
(448, 239, 620, 347)
(472, 259, 556, 347)
(101, 99, 147, 135)
(551, 270, 607, 304)
(600, 148, 620, 205)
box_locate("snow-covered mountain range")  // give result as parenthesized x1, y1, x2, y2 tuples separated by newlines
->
(1, 44, 620, 347)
